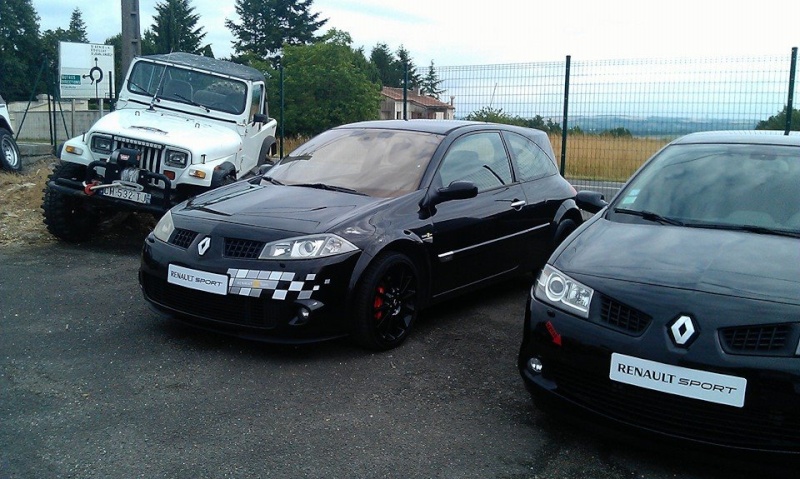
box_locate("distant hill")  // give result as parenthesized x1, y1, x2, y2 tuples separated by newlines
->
(569, 115, 757, 137)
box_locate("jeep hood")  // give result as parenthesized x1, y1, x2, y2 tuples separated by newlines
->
(90, 108, 240, 158)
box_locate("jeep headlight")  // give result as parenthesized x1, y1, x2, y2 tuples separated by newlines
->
(259, 234, 358, 260)
(90, 135, 113, 154)
(534, 264, 593, 318)
(165, 150, 189, 168)
(153, 210, 175, 243)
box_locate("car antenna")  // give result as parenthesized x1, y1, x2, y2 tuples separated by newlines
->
(148, 50, 173, 111)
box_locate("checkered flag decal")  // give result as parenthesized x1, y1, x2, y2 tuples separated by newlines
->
(226, 269, 327, 300)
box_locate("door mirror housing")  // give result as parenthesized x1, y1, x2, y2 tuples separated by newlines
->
(575, 190, 608, 214)
(428, 180, 478, 207)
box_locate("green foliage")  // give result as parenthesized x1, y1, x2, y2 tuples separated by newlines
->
(0, 0, 43, 100)
(68, 8, 89, 43)
(368, 43, 421, 88)
(150, 0, 208, 55)
(226, 0, 327, 65)
(268, 29, 380, 137)
(420, 61, 444, 99)
(464, 107, 562, 134)
(601, 127, 633, 138)
(755, 105, 800, 131)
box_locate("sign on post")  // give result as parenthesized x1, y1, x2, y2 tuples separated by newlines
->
(59, 42, 115, 100)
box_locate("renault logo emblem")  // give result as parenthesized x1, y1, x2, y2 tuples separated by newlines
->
(668, 315, 697, 347)
(198, 237, 211, 256)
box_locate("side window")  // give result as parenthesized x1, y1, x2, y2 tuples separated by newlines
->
(250, 84, 264, 121)
(505, 132, 558, 181)
(436, 132, 512, 193)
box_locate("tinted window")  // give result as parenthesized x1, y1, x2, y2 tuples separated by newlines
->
(611, 143, 800, 231)
(267, 128, 443, 198)
(437, 132, 512, 192)
(505, 132, 558, 181)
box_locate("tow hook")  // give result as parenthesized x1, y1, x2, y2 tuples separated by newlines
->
(83, 180, 102, 195)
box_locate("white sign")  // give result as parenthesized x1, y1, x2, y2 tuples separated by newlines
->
(609, 353, 747, 408)
(59, 42, 115, 100)
(168, 264, 229, 296)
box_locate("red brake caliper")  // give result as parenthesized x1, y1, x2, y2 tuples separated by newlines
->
(373, 286, 385, 321)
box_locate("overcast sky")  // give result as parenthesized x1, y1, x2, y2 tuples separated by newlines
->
(32, 0, 800, 66)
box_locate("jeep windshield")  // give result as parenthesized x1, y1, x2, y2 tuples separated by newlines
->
(127, 60, 247, 115)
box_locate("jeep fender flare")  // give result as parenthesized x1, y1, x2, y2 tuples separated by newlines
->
(211, 161, 237, 187)
(258, 136, 277, 164)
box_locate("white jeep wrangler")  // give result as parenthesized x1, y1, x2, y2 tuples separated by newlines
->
(43, 52, 278, 242)
(0, 93, 22, 172)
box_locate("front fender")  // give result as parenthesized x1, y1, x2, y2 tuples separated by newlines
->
(58, 137, 94, 165)
(177, 154, 238, 187)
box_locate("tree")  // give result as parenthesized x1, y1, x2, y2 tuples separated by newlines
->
(0, 0, 43, 100)
(420, 61, 444, 99)
(755, 105, 800, 131)
(226, 0, 327, 65)
(394, 45, 420, 88)
(273, 28, 380, 137)
(67, 7, 88, 43)
(150, 0, 209, 55)
(369, 43, 399, 86)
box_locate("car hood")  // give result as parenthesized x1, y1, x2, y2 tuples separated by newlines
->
(555, 218, 800, 305)
(91, 108, 240, 154)
(176, 181, 386, 235)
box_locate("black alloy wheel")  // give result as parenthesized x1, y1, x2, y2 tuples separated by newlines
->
(353, 252, 419, 350)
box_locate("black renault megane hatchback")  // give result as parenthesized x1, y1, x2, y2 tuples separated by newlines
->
(140, 120, 582, 349)
(519, 130, 800, 453)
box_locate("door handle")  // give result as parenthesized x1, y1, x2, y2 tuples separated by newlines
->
(510, 199, 526, 210)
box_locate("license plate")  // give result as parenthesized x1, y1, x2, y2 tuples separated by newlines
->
(103, 185, 151, 204)
(167, 264, 228, 295)
(609, 353, 747, 408)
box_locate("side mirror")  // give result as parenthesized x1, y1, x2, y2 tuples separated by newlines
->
(253, 113, 269, 124)
(429, 180, 478, 206)
(575, 190, 608, 214)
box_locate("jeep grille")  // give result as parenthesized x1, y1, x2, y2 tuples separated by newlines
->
(115, 136, 164, 184)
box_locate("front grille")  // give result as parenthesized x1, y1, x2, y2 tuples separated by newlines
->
(115, 136, 165, 186)
(224, 238, 265, 259)
(546, 359, 800, 451)
(598, 296, 651, 335)
(170, 228, 198, 249)
(142, 274, 292, 329)
(720, 324, 792, 356)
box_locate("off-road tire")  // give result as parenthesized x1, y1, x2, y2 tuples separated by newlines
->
(42, 162, 100, 242)
(352, 252, 420, 350)
(0, 128, 21, 173)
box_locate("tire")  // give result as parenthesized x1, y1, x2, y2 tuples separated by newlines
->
(352, 252, 420, 350)
(553, 218, 577, 248)
(0, 128, 21, 173)
(42, 162, 100, 242)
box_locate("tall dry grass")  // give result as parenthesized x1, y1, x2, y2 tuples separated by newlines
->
(550, 135, 669, 182)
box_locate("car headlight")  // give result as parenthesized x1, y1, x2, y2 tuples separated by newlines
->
(90, 135, 113, 154)
(259, 234, 358, 260)
(533, 264, 593, 318)
(153, 210, 175, 243)
(165, 150, 189, 168)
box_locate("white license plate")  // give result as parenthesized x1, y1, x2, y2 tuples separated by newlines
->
(167, 264, 228, 296)
(104, 185, 151, 204)
(609, 353, 747, 408)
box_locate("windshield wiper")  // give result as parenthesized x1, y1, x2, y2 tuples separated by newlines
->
(172, 92, 210, 112)
(261, 176, 284, 186)
(290, 183, 367, 196)
(614, 208, 684, 226)
(682, 222, 800, 238)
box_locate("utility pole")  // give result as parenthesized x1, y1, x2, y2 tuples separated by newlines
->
(120, 0, 141, 81)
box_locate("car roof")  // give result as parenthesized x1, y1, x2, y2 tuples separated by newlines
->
(671, 130, 800, 146)
(139, 53, 266, 83)
(335, 119, 551, 138)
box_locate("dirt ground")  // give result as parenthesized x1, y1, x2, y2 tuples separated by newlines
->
(0, 157, 154, 247)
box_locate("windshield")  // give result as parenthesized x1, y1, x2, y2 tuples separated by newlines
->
(609, 142, 800, 233)
(127, 60, 247, 114)
(266, 128, 443, 198)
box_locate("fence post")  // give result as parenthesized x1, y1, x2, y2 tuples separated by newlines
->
(785, 47, 797, 135)
(279, 61, 285, 159)
(403, 62, 408, 120)
(560, 55, 571, 176)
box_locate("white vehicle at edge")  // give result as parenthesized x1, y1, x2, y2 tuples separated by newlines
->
(43, 52, 278, 242)
(0, 93, 22, 172)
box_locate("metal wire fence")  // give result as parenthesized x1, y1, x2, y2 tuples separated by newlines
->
(437, 49, 798, 194)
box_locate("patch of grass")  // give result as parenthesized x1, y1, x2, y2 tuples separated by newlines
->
(0, 159, 56, 246)
(551, 134, 669, 182)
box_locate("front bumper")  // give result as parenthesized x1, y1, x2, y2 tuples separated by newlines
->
(518, 294, 800, 454)
(139, 233, 361, 344)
